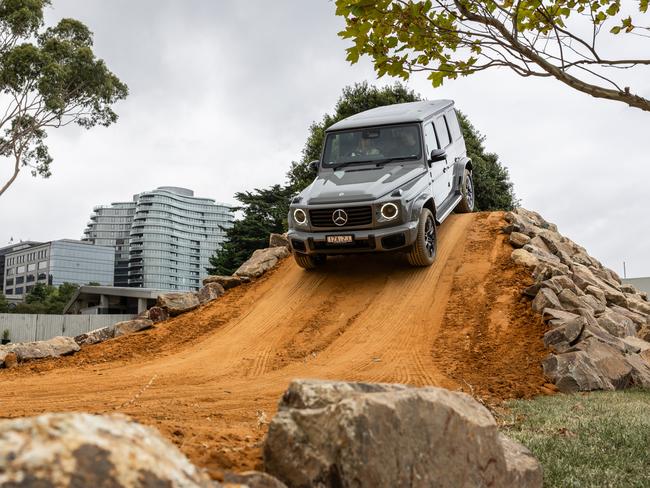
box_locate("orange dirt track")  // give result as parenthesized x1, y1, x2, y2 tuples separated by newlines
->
(0, 211, 549, 478)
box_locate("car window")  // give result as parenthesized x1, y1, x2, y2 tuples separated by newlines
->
(446, 111, 462, 141)
(433, 117, 451, 148)
(423, 122, 437, 154)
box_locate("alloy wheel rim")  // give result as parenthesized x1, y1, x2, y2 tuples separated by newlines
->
(465, 175, 474, 209)
(425, 216, 436, 257)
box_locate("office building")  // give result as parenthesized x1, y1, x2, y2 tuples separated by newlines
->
(3, 240, 114, 302)
(83, 186, 233, 291)
(0, 241, 41, 294)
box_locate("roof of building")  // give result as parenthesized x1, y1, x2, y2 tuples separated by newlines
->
(327, 100, 454, 132)
(0, 241, 42, 255)
(63, 285, 166, 314)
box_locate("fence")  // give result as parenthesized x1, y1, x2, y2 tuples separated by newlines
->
(0, 314, 136, 343)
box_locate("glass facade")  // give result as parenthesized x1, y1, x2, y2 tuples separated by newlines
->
(83, 187, 233, 291)
(2, 240, 114, 300)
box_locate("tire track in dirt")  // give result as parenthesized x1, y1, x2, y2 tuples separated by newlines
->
(0, 211, 549, 478)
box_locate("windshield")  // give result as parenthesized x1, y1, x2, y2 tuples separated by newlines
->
(322, 124, 422, 168)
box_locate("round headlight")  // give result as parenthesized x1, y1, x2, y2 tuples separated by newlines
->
(380, 202, 399, 220)
(293, 208, 307, 225)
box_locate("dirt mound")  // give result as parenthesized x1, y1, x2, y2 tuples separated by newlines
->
(0, 211, 549, 478)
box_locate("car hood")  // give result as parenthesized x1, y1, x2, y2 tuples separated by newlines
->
(304, 164, 426, 205)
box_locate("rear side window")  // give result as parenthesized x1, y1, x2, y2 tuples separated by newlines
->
(423, 122, 437, 154)
(433, 117, 451, 148)
(446, 110, 462, 141)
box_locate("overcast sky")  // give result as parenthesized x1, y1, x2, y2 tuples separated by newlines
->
(0, 1, 648, 277)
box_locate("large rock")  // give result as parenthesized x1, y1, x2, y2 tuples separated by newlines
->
(264, 380, 542, 488)
(597, 309, 636, 338)
(610, 305, 648, 329)
(2, 336, 79, 362)
(542, 351, 613, 392)
(113, 319, 154, 338)
(75, 326, 115, 346)
(541, 275, 580, 296)
(638, 324, 650, 342)
(508, 231, 530, 248)
(235, 247, 290, 279)
(573, 338, 634, 389)
(196, 282, 225, 304)
(0, 413, 215, 487)
(626, 297, 650, 316)
(157, 292, 200, 316)
(269, 233, 290, 249)
(144, 306, 169, 324)
(203, 275, 244, 289)
(532, 288, 561, 313)
(543, 316, 584, 353)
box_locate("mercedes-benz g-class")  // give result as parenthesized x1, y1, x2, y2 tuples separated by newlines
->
(287, 100, 474, 269)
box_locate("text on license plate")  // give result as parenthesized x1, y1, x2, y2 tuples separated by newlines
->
(326, 235, 354, 244)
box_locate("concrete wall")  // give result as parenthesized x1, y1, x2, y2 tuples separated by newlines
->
(0, 314, 136, 343)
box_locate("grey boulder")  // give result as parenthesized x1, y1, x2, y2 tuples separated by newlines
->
(264, 379, 542, 488)
(597, 309, 636, 338)
(0, 413, 215, 487)
(508, 231, 530, 248)
(542, 351, 612, 392)
(203, 274, 244, 289)
(113, 319, 154, 338)
(157, 292, 200, 316)
(532, 288, 562, 313)
(2, 336, 79, 362)
(543, 316, 584, 352)
(269, 233, 290, 248)
(196, 282, 225, 304)
(75, 326, 115, 346)
(235, 247, 290, 279)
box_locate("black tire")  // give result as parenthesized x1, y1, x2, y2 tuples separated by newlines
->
(407, 208, 437, 266)
(455, 168, 475, 213)
(293, 252, 326, 270)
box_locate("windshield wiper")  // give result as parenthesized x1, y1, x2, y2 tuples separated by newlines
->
(329, 160, 375, 170)
(373, 155, 420, 167)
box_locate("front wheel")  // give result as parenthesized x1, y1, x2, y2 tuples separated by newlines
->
(293, 252, 326, 270)
(455, 168, 475, 213)
(407, 208, 437, 266)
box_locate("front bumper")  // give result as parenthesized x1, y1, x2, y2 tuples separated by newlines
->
(287, 221, 419, 255)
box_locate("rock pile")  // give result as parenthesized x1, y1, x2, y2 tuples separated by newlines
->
(504, 208, 650, 392)
(264, 379, 542, 488)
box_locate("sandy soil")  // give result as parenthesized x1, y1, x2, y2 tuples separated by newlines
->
(0, 211, 549, 478)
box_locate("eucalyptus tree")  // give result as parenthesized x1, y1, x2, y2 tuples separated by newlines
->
(0, 0, 128, 196)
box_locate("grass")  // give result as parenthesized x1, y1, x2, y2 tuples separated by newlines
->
(500, 390, 650, 488)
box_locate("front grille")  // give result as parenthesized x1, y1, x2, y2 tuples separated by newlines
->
(309, 206, 372, 228)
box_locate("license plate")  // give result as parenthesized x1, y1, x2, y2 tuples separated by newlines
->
(326, 235, 354, 244)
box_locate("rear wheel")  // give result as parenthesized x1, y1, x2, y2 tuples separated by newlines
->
(455, 168, 475, 213)
(293, 252, 326, 270)
(407, 208, 437, 266)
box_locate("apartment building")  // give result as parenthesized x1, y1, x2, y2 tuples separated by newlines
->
(83, 186, 233, 291)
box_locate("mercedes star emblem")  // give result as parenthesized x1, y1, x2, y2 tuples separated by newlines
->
(332, 209, 348, 226)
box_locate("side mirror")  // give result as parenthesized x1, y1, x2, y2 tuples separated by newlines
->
(429, 149, 446, 163)
(308, 160, 319, 172)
